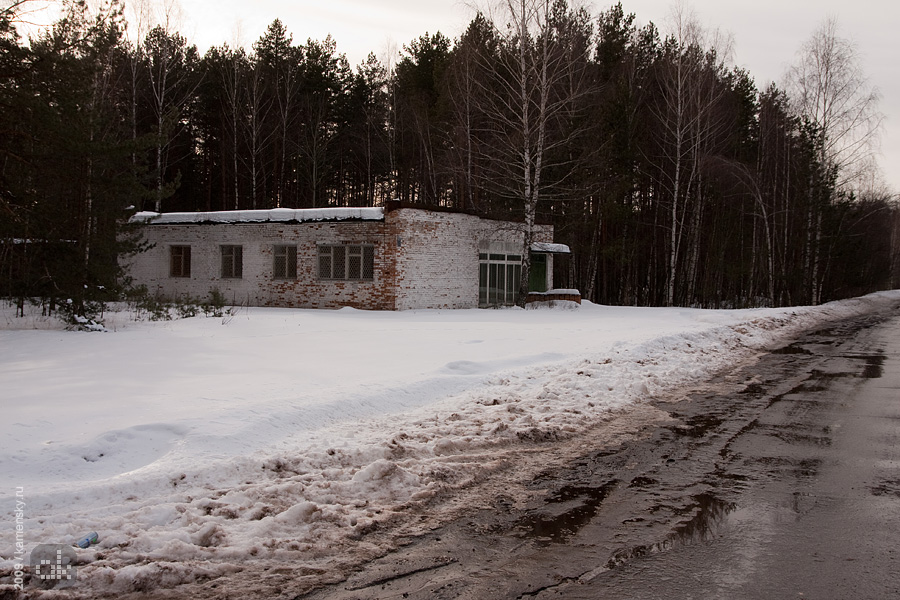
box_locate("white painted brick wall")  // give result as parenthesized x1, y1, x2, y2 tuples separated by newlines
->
(122, 208, 555, 310)
(389, 209, 552, 310)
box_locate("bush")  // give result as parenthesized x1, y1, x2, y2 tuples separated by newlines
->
(202, 289, 228, 317)
(124, 286, 233, 322)
(56, 297, 108, 332)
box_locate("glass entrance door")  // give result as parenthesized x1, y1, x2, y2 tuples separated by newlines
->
(479, 246, 523, 306)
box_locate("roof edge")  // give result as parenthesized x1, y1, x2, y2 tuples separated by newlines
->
(131, 207, 385, 225)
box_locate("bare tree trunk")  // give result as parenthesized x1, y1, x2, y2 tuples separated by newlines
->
(655, 5, 732, 306)
(244, 63, 272, 210)
(224, 52, 243, 210)
(661, 55, 699, 307)
(811, 209, 823, 304)
(584, 210, 601, 302)
(144, 23, 200, 213)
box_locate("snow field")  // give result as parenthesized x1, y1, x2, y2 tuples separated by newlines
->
(1, 291, 898, 594)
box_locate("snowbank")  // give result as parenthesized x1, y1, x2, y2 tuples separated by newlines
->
(1, 291, 898, 594)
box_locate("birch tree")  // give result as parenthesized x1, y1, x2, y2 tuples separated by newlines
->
(445, 14, 497, 211)
(254, 20, 300, 207)
(346, 52, 390, 206)
(785, 16, 882, 191)
(785, 17, 883, 303)
(476, 0, 591, 304)
(243, 55, 274, 209)
(143, 24, 200, 211)
(206, 44, 248, 209)
(296, 36, 349, 207)
(393, 32, 451, 204)
(651, 4, 731, 305)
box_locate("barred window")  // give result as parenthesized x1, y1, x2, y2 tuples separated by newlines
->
(170, 245, 191, 278)
(221, 245, 243, 279)
(273, 245, 297, 279)
(318, 244, 374, 280)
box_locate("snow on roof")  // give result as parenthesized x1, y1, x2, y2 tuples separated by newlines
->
(531, 242, 571, 254)
(4, 238, 78, 244)
(131, 207, 385, 225)
(527, 289, 581, 296)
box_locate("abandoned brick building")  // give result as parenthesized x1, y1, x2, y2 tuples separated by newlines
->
(124, 202, 572, 310)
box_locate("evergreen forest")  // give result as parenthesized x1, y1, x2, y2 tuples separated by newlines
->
(2, 0, 898, 313)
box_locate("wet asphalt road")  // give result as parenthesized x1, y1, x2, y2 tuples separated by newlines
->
(303, 309, 900, 600)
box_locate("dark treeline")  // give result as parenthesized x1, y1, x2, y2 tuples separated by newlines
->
(2, 0, 898, 311)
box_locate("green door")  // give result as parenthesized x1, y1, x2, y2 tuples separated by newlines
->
(529, 253, 547, 292)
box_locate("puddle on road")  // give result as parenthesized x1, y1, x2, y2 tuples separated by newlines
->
(671, 493, 736, 543)
(860, 354, 885, 378)
(787, 381, 829, 394)
(669, 414, 725, 438)
(772, 344, 814, 355)
(740, 382, 766, 395)
(628, 476, 658, 488)
(771, 336, 885, 380)
(756, 456, 822, 480)
(772, 428, 833, 447)
(870, 478, 900, 498)
(517, 481, 618, 545)
(805, 352, 885, 381)
(606, 493, 735, 569)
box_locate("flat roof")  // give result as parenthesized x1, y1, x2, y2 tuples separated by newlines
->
(131, 207, 385, 225)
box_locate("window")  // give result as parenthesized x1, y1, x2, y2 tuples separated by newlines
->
(221, 245, 243, 279)
(170, 245, 191, 278)
(318, 244, 374, 280)
(273, 245, 297, 279)
(478, 242, 523, 306)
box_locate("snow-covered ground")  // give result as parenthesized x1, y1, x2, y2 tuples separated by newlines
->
(2, 292, 898, 594)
